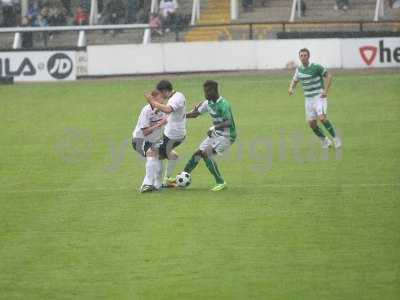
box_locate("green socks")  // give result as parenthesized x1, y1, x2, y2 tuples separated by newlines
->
(322, 120, 336, 137)
(312, 126, 326, 139)
(204, 158, 224, 184)
(184, 154, 224, 184)
(184, 154, 202, 173)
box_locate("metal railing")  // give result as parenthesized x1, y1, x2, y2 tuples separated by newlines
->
(1, 20, 399, 50)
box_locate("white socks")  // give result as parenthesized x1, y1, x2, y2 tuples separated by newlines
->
(165, 159, 178, 178)
(142, 157, 164, 189)
(142, 157, 157, 187)
(154, 159, 163, 189)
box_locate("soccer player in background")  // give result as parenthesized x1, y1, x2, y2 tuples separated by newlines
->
(132, 90, 167, 193)
(145, 80, 187, 186)
(184, 80, 237, 192)
(288, 48, 341, 148)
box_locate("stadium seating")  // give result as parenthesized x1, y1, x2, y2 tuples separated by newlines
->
(185, 0, 230, 42)
(0, 0, 399, 48)
(239, 0, 378, 22)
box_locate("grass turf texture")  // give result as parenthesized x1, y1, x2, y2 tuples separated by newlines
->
(1, 72, 399, 299)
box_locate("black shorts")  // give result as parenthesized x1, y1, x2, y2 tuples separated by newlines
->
(132, 138, 153, 157)
(158, 134, 184, 159)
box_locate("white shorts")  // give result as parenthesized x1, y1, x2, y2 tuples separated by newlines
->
(132, 138, 162, 157)
(199, 135, 232, 155)
(305, 95, 328, 121)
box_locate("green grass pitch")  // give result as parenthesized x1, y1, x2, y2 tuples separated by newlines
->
(1, 71, 399, 299)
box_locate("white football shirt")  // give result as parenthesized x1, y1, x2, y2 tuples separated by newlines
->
(164, 91, 186, 140)
(132, 104, 165, 143)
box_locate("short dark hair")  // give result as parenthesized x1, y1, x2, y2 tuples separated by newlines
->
(299, 48, 310, 56)
(203, 80, 218, 92)
(156, 80, 173, 92)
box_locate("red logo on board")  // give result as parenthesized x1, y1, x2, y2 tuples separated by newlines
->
(359, 46, 378, 66)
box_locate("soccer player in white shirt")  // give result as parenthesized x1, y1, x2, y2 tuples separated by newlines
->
(132, 90, 167, 193)
(145, 80, 186, 186)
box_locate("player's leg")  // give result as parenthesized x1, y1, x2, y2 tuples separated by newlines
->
(203, 153, 226, 191)
(184, 137, 212, 174)
(317, 98, 341, 148)
(306, 98, 331, 148)
(132, 138, 156, 192)
(202, 136, 232, 191)
(159, 135, 183, 186)
(308, 119, 328, 141)
(183, 149, 203, 173)
(146, 148, 164, 190)
(165, 150, 179, 181)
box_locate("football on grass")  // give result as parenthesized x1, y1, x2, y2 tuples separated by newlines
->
(176, 172, 191, 187)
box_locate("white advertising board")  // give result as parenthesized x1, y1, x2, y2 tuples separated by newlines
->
(256, 39, 342, 69)
(163, 41, 258, 72)
(86, 38, 400, 76)
(86, 44, 163, 75)
(0, 51, 76, 82)
(341, 38, 400, 68)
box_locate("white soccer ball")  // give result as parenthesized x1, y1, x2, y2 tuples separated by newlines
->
(176, 172, 191, 188)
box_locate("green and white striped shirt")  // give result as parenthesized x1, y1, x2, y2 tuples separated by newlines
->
(293, 63, 327, 98)
(198, 96, 237, 142)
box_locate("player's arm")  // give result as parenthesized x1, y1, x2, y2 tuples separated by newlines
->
(186, 110, 200, 118)
(144, 92, 173, 113)
(322, 72, 333, 98)
(186, 101, 204, 118)
(289, 68, 299, 96)
(288, 79, 298, 96)
(142, 118, 167, 136)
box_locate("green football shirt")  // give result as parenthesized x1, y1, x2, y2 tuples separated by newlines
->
(198, 96, 237, 142)
(293, 63, 327, 98)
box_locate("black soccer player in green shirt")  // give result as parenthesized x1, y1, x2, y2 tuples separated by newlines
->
(184, 80, 237, 191)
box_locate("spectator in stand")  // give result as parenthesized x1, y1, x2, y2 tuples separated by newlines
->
(300, 0, 306, 17)
(1, 0, 18, 26)
(61, 0, 71, 15)
(33, 6, 49, 27)
(126, 0, 140, 23)
(99, 0, 126, 25)
(149, 12, 162, 35)
(159, 0, 178, 32)
(33, 6, 50, 46)
(79, 0, 90, 13)
(159, 0, 178, 18)
(21, 16, 33, 48)
(74, 5, 88, 25)
(242, 0, 253, 11)
(0, 4, 3, 26)
(335, 0, 349, 11)
(27, 0, 41, 22)
(49, 0, 68, 26)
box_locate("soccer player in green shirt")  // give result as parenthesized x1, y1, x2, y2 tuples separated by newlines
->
(289, 48, 341, 148)
(184, 80, 237, 192)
